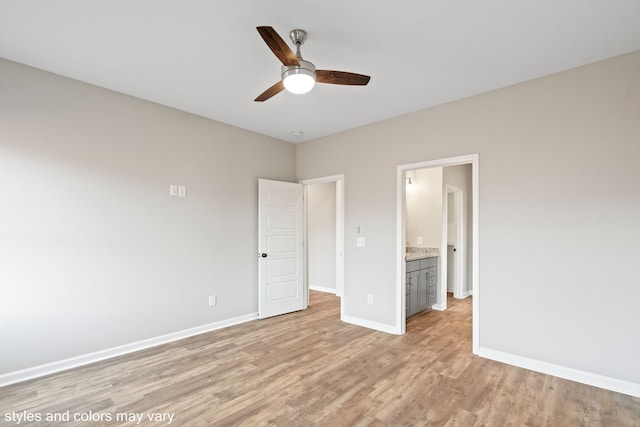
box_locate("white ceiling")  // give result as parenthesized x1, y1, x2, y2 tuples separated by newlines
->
(2, 1, 640, 143)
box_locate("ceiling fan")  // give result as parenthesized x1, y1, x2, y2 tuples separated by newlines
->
(254, 26, 371, 102)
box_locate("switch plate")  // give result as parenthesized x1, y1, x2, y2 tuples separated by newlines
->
(178, 185, 187, 197)
(169, 185, 178, 196)
(417, 236, 423, 245)
(367, 294, 373, 304)
(357, 237, 366, 247)
(209, 295, 217, 307)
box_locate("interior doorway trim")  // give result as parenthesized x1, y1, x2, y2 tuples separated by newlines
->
(396, 154, 479, 354)
(299, 174, 345, 305)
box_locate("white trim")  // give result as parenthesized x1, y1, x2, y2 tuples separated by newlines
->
(335, 179, 344, 298)
(341, 314, 400, 335)
(309, 285, 337, 294)
(396, 154, 479, 352)
(478, 347, 640, 398)
(0, 313, 258, 387)
(471, 156, 479, 354)
(396, 167, 407, 334)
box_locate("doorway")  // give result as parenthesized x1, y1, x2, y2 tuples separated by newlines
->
(445, 184, 467, 299)
(396, 154, 479, 353)
(300, 175, 345, 314)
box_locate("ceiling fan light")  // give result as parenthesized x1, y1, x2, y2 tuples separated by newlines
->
(282, 60, 316, 94)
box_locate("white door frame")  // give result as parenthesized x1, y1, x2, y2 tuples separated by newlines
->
(396, 154, 479, 354)
(299, 174, 345, 303)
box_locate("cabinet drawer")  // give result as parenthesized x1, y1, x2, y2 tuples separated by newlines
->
(420, 257, 437, 269)
(406, 260, 421, 272)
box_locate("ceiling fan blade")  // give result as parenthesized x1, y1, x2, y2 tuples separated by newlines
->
(316, 70, 371, 86)
(257, 26, 299, 67)
(254, 81, 285, 102)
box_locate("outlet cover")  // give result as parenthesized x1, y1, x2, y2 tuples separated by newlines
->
(208, 295, 217, 306)
(367, 294, 373, 304)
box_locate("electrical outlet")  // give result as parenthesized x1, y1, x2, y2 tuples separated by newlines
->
(208, 295, 217, 307)
(169, 185, 178, 196)
(367, 294, 373, 304)
(178, 185, 187, 198)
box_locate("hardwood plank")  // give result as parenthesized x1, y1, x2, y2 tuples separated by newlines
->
(1, 292, 638, 426)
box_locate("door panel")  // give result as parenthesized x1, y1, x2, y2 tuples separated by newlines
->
(268, 280, 299, 301)
(266, 235, 298, 253)
(267, 212, 297, 229)
(258, 179, 305, 319)
(267, 258, 298, 277)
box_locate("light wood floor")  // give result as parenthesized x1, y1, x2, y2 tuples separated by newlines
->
(1, 291, 638, 426)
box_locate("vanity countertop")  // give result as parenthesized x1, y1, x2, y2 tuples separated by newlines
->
(405, 247, 439, 261)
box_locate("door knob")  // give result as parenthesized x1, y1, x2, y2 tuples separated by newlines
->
(261, 253, 268, 258)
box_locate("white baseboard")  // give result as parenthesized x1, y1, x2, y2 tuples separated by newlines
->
(477, 347, 640, 398)
(341, 314, 400, 335)
(0, 312, 259, 388)
(455, 291, 471, 299)
(309, 284, 337, 294)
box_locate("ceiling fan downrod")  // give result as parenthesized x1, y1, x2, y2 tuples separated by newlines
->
(289, 29, 307, 60)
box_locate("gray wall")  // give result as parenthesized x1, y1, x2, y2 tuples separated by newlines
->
(296, 51, 640, 385)
(3, 50, 639, 390)
(0, 59, 296, 375)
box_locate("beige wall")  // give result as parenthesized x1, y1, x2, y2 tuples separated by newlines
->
(297, 51, 640, 386)
(0, 59, 296, 375)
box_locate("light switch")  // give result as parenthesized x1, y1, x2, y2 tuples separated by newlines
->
(178, 185, 187, 197)
(357, 237, 366, 247)
(417, 236, 423, 245)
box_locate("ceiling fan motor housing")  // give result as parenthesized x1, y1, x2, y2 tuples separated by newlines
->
(281, 60, 316, 94)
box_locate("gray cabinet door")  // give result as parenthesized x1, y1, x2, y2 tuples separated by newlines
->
(418, 269, 429, 311)
(406, 256, 438, 317)
(426, 266, 437, 307)
(428, 285, 437, 308)
(407, 270, 419, 317)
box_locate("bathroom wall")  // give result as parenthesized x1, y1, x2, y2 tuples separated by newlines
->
(405, 167, 443, 248)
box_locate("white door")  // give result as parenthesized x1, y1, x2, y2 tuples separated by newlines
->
(258, 179, 306, 319)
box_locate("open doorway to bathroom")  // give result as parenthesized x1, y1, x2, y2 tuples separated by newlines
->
(396, 154, 478, 353)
